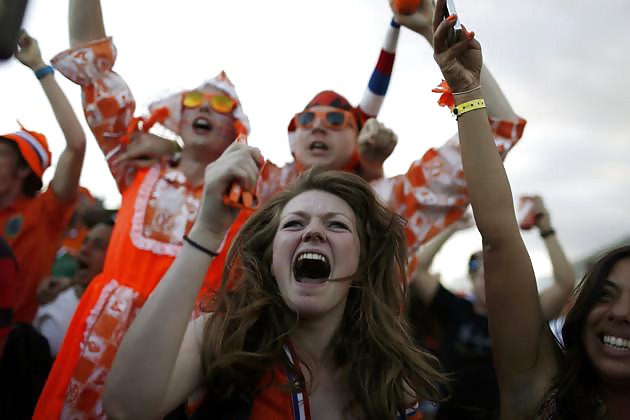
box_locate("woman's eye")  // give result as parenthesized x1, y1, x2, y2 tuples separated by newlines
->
(599, 288, 615, 301)
(282, 220, 303, 229)
(329, 221, 349, 230)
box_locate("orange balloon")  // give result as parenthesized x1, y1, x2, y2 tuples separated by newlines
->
(392, 0, 422, 15)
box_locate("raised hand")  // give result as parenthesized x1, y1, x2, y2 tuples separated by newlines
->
(432, 0, 482, 93)
(389, 0, 434, 42)
(193, 142, 263, 238)
(358, 118, 398, 167)
(532, 196, 553, 231)
(15, 29, 46, 70)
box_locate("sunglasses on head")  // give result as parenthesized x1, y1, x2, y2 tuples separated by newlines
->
(293, 110, 357, 131)
(181, 91, 237, 114)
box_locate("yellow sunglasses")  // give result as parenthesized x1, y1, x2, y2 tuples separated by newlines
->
(181, 91, 237, 114)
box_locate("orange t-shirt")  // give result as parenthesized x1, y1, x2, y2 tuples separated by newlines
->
(0, 187, 76, 323)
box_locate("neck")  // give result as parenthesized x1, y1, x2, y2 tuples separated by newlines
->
(603, 384, 630, 419)
(177, 146, 222, 186)
(290, 312, 343, 369)
(0, 184, 25, 212)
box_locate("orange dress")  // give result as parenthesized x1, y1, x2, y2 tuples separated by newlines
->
(0, 188, 76, 323)
(36, 37, 525, 419)
(34, 38, 251, 419)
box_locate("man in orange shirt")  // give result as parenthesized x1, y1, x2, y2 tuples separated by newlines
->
(0, 31, 86, 324)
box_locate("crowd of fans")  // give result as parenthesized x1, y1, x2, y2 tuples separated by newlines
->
(1, 0, 628, 419)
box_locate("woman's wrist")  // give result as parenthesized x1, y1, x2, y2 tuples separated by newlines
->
(186, 225, 226, 255)
(453, 88, 483, 105)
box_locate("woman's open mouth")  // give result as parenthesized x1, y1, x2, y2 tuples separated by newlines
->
(293, 251, 331, 284)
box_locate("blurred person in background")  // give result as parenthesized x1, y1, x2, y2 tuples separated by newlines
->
(34, 210, 116, 357)
(411, 198, 575, 419)
(0, 30, 86, 324)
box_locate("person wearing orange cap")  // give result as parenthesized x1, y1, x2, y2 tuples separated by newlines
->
(0, 30, 86, 324)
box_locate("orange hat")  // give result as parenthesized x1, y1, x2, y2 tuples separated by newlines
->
(1, 124, 52, 179)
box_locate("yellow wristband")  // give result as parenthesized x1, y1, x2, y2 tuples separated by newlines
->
(452, 99, 486, 119)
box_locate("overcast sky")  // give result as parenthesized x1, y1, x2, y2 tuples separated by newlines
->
(1, 0, 628, 290)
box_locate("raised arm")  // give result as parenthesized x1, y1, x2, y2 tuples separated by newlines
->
(356, 18, 401, 181)
(103, 143, 262, 419)
(392, 0, 520, 124)
(531, 197, 576, 320)
(411, 213, 473, 303)
(374, 1, 526, 257)
(51, 0, 140, 192)
(15, 31, 86, 203)
(69, 0, 106, 48)
(431, 0, 557, 413)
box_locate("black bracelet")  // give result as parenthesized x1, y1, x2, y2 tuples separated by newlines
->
(182, 234, 219, 257)
(540, 228, 556, 239)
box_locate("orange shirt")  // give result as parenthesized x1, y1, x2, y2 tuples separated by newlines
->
(0, 188, 76, 323)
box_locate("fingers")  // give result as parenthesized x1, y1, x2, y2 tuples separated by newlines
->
(206, 143, 262, 193)
(17, 29, 28, 45)
(445, 32, 475, 59)
(432, 0, 447, 34)
(433, 12, 459, 54)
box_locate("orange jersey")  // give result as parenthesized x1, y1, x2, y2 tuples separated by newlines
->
(0, 188, 76, 323)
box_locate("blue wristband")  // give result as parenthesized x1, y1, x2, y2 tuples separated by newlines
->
(34, 65, 54, 80)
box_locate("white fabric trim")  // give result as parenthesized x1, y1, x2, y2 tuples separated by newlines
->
(15, 130, 49, 167)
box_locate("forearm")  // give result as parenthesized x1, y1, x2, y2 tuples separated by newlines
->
(69, 0, 106, 47)
(107, 227, 222, 417)
(359, 163, 384, 182)
(457, 90, 517, 242)
(545, 234, 575, 291)
(539, 233, 575, 319)
(480, 65, 518, 122)
(39, 72, 86, 153)
(418, 225, 456, 270)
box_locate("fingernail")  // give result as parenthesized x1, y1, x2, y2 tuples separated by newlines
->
(466, 31, 475, 40)
(447, 15, 457, 22)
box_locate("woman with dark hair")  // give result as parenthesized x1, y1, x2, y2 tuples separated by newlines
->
(103, 138, 446, 418)
(433, 0, 630, 415)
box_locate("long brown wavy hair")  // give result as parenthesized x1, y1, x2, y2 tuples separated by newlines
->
(546, 245, 630, 419)
(201, 169, 446, 418)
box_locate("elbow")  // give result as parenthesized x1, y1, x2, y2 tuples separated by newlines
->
(70, 135, 87, 154)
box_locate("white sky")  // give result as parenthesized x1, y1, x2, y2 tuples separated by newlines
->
(1, 0, 629, 290)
